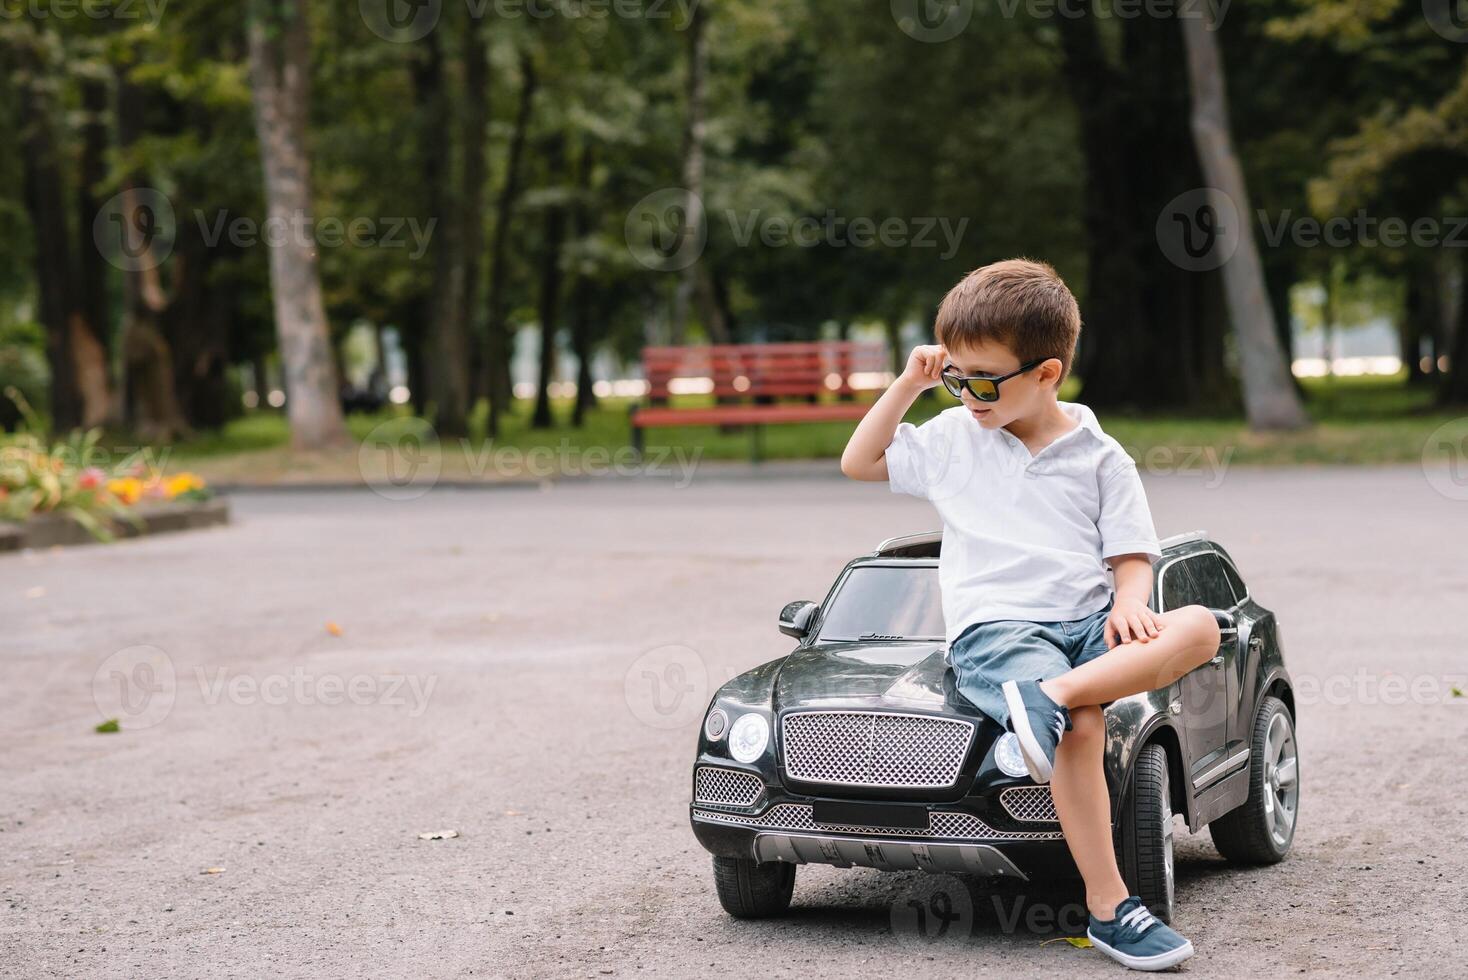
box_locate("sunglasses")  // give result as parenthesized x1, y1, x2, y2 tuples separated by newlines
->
(940, 360, 1045, 402)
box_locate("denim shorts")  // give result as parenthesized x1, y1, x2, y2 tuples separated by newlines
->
(947, 603, 1112, 727)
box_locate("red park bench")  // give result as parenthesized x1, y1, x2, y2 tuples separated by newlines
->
(630, 341, 889, 461)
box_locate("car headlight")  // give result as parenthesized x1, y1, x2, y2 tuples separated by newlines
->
(994, 732, 1029, 778)
(704, 707, 728, 741)
(728, 713, 770, 763)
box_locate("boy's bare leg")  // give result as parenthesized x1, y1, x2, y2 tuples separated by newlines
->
(1041, 605, 1219, 710)
(1051, 705, 1129, 917)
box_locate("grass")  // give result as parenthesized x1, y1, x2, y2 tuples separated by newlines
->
(152, 373, 1462, 486)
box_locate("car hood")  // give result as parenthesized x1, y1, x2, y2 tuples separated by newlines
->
(772, 640, 981, 717)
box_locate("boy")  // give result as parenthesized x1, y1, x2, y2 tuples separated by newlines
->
(840, 259, 1220, 971)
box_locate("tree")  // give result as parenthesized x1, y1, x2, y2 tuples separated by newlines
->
(1182, 14, 1309, 431)
(246, 0, 347, 451)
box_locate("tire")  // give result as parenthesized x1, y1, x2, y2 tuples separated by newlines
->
(1117, 742, 1176, 924)
(712, 856, 796, 918)
(1209, 696, 1298, 864)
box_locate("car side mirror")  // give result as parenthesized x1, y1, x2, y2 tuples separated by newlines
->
(1211, 608, 1237, 633)
(779, 600, 818, 639)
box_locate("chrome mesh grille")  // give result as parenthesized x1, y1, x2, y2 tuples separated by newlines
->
(780, 711, 974, 788)
(694, 767, 763, 808)
(692, 803, 1063, 841)
(999, 786, 1059, 823)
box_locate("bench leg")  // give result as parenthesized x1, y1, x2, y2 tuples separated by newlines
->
(629, 406, 644, 460)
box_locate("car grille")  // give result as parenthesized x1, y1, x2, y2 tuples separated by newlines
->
(780, 711, 974, 788)
(693, 767, 764, 808)
(999, 786, 1059, 823)
(692, 803, 1063, 841)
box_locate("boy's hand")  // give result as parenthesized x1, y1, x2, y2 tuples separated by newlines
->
(1105, 596, 1164, 648)
(898, 344, 948, 391)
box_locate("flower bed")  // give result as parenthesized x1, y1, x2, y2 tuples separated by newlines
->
(0, 429, 225, 549)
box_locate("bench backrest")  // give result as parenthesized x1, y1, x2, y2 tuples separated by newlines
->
(640, 341, 887, 400)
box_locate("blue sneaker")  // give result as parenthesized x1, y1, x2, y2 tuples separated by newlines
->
(1000, 679, 1069, 783)
(1087, 896, 1195, 971)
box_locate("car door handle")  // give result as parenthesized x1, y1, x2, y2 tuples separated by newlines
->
(1209, 655, 1225, 669)
(1248, 636, 1263, 656)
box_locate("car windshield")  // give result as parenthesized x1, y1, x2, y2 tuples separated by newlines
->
(816, 564, 945, 642)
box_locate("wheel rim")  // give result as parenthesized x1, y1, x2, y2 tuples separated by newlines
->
(1161, 764, 1175, 912)
(1262, 711, 1299, 849)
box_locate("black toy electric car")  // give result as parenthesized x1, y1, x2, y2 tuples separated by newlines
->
(689, 530, 1298, 923)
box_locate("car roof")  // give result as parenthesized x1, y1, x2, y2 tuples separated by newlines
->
(868, 529, 1219, 562)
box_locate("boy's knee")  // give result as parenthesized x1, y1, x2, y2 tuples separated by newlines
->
(1068, 704, 1105, 743)
(1178, 604, 1221, 647)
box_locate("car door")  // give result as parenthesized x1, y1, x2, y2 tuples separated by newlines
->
(1158, 554, 1233, 784)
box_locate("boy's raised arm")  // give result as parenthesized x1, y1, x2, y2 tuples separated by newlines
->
(840, 344, 946, 482)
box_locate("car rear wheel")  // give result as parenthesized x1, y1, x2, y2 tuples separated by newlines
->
(712, 856, 796, 918)
(1209, 695, 1298, 864)
(1116, 741, 1176, 924)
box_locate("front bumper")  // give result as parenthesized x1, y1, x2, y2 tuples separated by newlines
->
(690, 766, 1077, 881)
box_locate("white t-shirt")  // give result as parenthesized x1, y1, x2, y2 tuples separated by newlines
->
(885, 401, 1160, 643)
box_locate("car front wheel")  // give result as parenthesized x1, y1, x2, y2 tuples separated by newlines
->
(1117, 741, 1176, 924)
(712, 856, 796, 918)
(1209, 695, 1298, 864)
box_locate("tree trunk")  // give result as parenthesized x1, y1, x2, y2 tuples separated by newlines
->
(413, 27, 469, 434)
(247, 0, 348, 451)
(8, 28, 81, 432)
(73, 76, 114, 428)
(532, 136, 568, 429)
(1439, 248, 1468, 404)
(484, 49, 538, 437)
(1180, 14, 1308, 431)
(568, 144, 598, 427)
(1058, 12, 1211, 412)
(670, 0, 709, 346)
(459, 9, 490, 426)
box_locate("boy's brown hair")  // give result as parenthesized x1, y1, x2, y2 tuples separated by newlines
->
(934, 258, 1082, 382)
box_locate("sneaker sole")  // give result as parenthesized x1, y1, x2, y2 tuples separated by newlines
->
(1001, 680, 1053, 784)
(1086, 931, 1195, 971)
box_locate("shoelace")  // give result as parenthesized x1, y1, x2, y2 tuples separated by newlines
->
(1117, 904, 1160, 938)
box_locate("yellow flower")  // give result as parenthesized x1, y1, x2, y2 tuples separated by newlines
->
(107, 477, 143, 505)
(163, 473, 205, 499)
